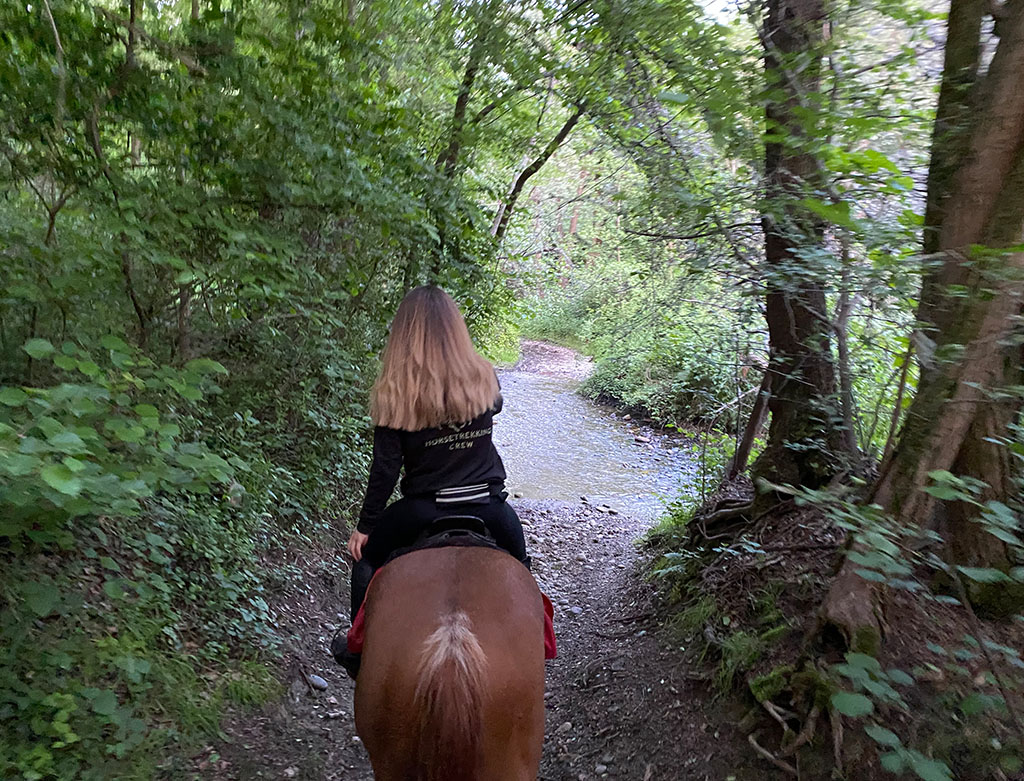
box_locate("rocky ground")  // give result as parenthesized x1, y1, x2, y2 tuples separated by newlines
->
(188, 342, 782, 781)
(510, 340, 595, 382)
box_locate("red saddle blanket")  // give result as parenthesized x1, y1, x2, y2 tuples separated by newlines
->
(347, 586, 557, 659)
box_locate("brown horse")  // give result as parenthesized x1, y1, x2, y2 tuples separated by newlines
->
(353, 545, 546, 781)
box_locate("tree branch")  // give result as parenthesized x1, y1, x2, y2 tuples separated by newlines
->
(494, 104, 585, 242)
(93, 6, 207, 76)
(41, 0, 66, 125)
(623, 222, 760, 241)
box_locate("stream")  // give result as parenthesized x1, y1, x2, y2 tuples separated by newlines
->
(496, 345, 699, 520)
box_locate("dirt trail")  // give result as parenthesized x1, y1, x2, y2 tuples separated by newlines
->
(197, 343, 778, 781)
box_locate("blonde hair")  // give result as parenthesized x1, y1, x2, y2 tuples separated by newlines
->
(370, 286, 499, 431)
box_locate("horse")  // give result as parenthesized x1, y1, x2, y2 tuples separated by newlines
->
(353, 545, 546, 781)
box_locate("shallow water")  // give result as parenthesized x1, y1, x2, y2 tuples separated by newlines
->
(494, 369, 699, 520)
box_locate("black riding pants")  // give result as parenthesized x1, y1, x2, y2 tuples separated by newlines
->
(350, 494, 526, 619)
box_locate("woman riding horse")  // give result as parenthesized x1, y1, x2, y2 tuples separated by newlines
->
(335, 284, 530, 677)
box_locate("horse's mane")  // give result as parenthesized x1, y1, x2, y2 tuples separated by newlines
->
(412, 611, 487, 780)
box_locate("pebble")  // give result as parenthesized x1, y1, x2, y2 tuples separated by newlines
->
(307, 674, 328, 690)
(596, 763, 608, 774)
(557, 721, 573, 734)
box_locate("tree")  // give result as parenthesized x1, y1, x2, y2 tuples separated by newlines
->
(750, 0, 845, 499)
(822, 0, 1024, 646)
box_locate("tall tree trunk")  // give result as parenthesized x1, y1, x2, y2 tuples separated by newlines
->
(919, 0, 984, 261)
(822, 0, 1024, 645)
(835, 241, 861, 464)
(750, 0, 843, 502)
(177, 285, 191, 361)
(435, 0, 502, 178)
(128, 0, 142, 166)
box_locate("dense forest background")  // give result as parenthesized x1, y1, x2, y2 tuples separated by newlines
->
(2, 0, 1023, 778)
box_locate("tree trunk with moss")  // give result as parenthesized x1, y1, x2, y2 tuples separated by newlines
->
(822, 0, 1024, 646)
(750, 0, 844, 507)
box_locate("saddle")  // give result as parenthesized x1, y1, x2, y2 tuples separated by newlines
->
(343, 514, 555, 661)
(383, 515, 504, 567)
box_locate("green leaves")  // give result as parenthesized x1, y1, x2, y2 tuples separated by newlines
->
(22, 580, 61, 617)
(81, 688, 119, 717)
(956, 566, 1011, 584)
(40, 464, 83, 496)
(831, 691, 873, 717)
(864, 723, 902, 748)
(23, 339, 55, 359)
(184, 358, 228, 376)
(799, 197, 860, 231)
(880, 749, 954, 781)
(0, 341, 237, 540)
(0, 387, 28, 406)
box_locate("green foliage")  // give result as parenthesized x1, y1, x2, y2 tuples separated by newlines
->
(1, 0, 521, 774)
(669, 594, 718, 642)
(647, 499, 698, 549)
(829, 651, 960, 781)
(750, 664, 796, 704)
(1, 340, 233, 547)
(802, 482, 1024, 779)
(715, 631, 766, 692)
(524, 270, 758, 431)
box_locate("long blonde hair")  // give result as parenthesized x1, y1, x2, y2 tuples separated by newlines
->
(370, 286, 499, 431)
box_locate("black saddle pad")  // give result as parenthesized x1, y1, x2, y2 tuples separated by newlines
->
(383, 515, 503, 566)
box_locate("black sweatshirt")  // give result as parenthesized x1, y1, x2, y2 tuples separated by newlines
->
(356, 396, 507, 534)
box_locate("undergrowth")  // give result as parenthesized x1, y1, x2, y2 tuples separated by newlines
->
(647, 479, 1024, 780)
(0, 336, 368, 779)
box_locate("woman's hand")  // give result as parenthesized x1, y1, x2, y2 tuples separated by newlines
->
(347, 531, 369, 562)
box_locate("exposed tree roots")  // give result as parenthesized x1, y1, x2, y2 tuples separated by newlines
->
(817, 558, 885, 655)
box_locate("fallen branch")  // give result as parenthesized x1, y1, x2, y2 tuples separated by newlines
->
(706, 386, 759, 421)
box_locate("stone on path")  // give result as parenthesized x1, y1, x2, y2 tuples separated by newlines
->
(306, 674, 328, 691)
